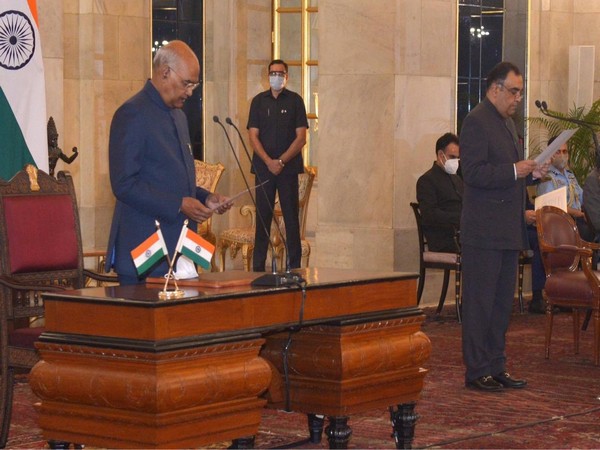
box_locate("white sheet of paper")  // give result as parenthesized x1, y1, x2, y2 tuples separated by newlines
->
(210, 180, 270, 211)
(534, 186, 567, 212)
(534, 129, 577, 165)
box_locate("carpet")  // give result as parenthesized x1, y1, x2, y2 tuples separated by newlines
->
(5, 306, 600, 449)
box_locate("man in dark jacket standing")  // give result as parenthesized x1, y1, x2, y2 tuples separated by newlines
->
(247, 59, 308, 272)
(416, 132, 463, 252)
(459, 61, 547, 391)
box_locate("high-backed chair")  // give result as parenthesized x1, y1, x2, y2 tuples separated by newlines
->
(194, 160, 225, 247)
(0, 165, 116, 447)
(218, 166, 316, 272)
(536, 205, 600, 365)
(410, 202, 461, 321)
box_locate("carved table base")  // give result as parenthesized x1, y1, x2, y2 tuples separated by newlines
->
(30, 339, 270, 449)
(261, 313, 430, 449)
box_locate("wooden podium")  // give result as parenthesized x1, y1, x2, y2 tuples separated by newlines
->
(29, 268, 430, 449)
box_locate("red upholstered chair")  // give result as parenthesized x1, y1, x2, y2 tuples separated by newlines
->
(536, 205, 600, 365)
(0, 165, 116, 447)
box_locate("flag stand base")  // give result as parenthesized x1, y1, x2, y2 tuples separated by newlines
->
(158, 288, 185, 300)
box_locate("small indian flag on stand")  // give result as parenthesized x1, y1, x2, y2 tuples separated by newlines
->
(175, 225, 215, 271)
(130, 229, 168, 276)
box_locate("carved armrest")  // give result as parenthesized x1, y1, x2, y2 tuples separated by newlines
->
(582, 240, 600, 251)
(0, 275, 67, 292)
(83, 269, 119, 284)
(555, 244, 593, 257)
(240, 205, 257, 228)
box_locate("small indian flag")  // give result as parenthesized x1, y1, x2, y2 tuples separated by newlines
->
(130, 229, 168, 276)
(175, 225, 214, 271)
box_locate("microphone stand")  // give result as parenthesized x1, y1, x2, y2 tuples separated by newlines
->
(535, 100, 600, 164)
(213, 116, 279, 277)
(225, 117, 302, 282)
(214, 116, 301, 286)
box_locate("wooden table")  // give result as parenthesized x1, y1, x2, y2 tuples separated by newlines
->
(29, 268, 431, 449)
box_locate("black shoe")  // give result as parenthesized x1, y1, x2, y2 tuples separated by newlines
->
(492, 371, 527, 389)
(528, 300, 546, 314)
(465, 375, 504, 392)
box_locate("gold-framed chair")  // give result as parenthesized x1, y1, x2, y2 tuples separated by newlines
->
(195, 160, 225, 272)
(194, 160, 225, 246)
(0, 165, 116, 447)
(536, 205, 600, 365)
(217, 166, 316, 272)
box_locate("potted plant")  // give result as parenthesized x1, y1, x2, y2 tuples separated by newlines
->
(528, 99, 600, 185)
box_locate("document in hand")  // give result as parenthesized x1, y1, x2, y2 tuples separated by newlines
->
(534, 186, 567, 212)
(210, 180, 270, 211)
(534, 129, 577, 165)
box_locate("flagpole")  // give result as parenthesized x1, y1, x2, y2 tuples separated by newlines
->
(158, 220, 187, 300)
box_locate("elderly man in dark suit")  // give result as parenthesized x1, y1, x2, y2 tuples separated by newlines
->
(459, 62, 547, 392)
(416, 132, 463, 253)
(105, 40, 230, 285)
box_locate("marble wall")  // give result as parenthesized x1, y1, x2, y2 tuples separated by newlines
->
(39, 0, 150, 253)
(34, 0, 600, 277)
(316, 0, 457, 272)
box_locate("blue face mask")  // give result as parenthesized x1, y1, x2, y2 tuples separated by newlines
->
(269, 75, 286, 91)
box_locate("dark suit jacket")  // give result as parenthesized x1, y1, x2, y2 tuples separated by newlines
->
(416, 162, 463, 252)
(459, 97, 528, 250)
(105, 81, 210, 279)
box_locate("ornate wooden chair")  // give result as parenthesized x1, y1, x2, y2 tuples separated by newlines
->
(536, 205, 600, 365)
(410, 202, 461, 321)
(217, 166, 316, 272)
(194, 160, 225, 272)
(0, 165, 116, 447)
(194, 160, 225, 246)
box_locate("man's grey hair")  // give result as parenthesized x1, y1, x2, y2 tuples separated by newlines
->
(153, 44, 179, 71)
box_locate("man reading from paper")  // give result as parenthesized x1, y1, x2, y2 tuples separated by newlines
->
(106, 41, 231, 285)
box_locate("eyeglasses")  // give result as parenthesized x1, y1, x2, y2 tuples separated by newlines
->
(168, 66, 200, 91)
(269, 71, 287, 78)
(497, 82, 524, 99)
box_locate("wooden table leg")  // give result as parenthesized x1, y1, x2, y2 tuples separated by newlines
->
(229, 435, 256, 448)
(325, 416, 352, 449)
(389, 402, 418, 449)
(307, 413, 325, 443)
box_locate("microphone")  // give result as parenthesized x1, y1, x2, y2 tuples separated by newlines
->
(535, 100, 600, 164)
(213, 115, 280, 279)
(225, 117, 304, 286)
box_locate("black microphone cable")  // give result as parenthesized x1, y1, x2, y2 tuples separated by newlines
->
(280, 279, 307, 412)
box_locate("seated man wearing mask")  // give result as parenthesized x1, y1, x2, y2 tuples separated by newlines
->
(537, 136, 594, 241)
(416, 132, 463, 252)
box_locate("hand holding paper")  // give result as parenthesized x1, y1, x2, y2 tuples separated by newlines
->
(210, 180, 270, 211)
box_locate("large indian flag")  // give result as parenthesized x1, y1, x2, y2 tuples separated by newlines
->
(175, 225, 215, 271)
(0, 0, 48, 181)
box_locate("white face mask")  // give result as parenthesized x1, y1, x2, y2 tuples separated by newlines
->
(442, 154, 460, 175)
(553, 155, 568, 170)
(269, 75, 286, 91)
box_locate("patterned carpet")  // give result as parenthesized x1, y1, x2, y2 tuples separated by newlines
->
(6, 305, 600, 449)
